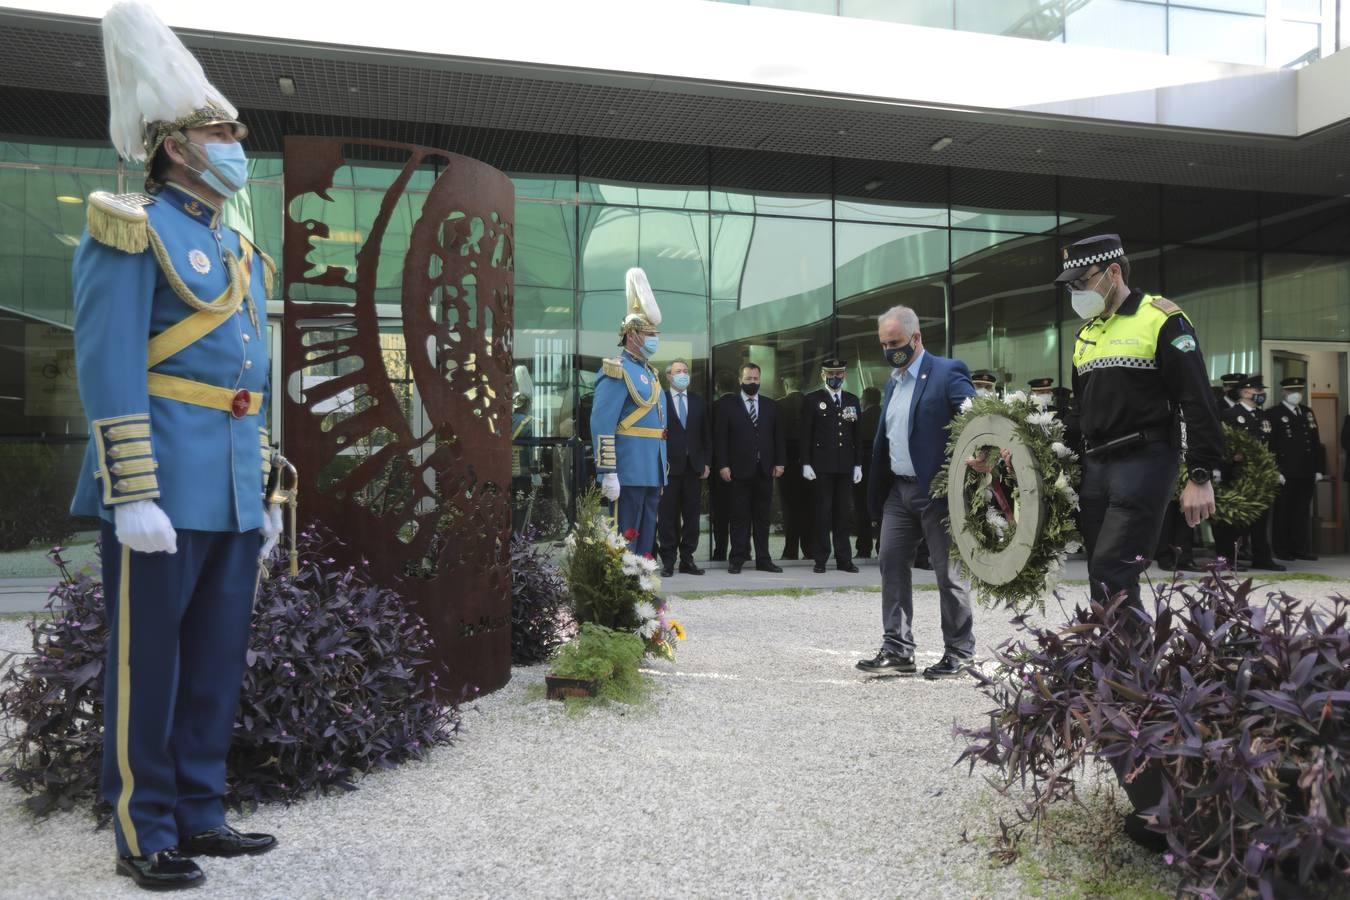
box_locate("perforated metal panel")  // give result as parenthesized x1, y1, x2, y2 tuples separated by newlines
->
(1, 12, 1348, 196)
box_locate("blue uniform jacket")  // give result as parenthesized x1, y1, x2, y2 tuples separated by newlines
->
(70, 184, 272, 532)
(868, 353, 974, 519)
(590, 351, 667, 488)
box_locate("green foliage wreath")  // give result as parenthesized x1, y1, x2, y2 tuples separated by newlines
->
(1175, 423, 1281, 527)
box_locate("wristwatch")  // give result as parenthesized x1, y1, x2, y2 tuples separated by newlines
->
(1188, 466, 1212, 485)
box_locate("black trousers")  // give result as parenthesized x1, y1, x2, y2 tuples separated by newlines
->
(1153, 500, 1194, 564)
(1272, 476, 1315, 557)
(658, 470, 702, 566)
(1080, 441, 1177, 608)
(1213, 507, 1275, 566)
(812, 472, 854, 566)
(710, 474, 730, 558)
(779, 470, 814, 559)
(730, 473, 774, 564)
(853, 464, 875, 556)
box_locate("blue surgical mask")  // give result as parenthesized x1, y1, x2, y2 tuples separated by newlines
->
(188, 141, 248, 197)
(1251, 392, 1267, 406)
(641, 335, 659, 356)
(884, 342, 914, 368)
(672, 372, 690, 390)
(826, 376, 844, 390)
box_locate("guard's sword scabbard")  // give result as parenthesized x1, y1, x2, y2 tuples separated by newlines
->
(266, 450, 300, 577)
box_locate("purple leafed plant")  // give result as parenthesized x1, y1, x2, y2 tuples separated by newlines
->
(509, 528, 572, 665)
(958, 571, 1350, 897)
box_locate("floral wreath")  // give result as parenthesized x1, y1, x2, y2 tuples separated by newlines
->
(931, 392, 1084, 613)
(1174, 423, 1281, 528)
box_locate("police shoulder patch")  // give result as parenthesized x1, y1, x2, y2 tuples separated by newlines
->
(601, 357, 623, 379)
(1170, 334, 1197, 353)
(1150, 296, 1182, 316)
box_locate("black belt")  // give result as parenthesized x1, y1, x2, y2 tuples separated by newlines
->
(1083, 428, 1171, 458)
(894, 473, 917, 483)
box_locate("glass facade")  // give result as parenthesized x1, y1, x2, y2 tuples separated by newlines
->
(2, 136, 1349, 559)
(711, 0, 1339, 67)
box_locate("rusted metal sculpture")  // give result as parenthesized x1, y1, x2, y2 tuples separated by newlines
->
(282, 136, 515, 699)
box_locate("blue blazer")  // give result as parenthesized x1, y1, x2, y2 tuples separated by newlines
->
(868, 352, 975, 519)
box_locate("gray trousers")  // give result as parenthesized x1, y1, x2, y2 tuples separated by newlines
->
(879, 478, 976, 659)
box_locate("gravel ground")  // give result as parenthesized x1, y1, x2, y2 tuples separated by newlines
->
(1, 579, 1346, 899)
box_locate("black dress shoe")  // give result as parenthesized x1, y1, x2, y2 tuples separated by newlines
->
(756, 561, 783, 573)
(1249, 559, 1287, 571)
(1174, 558, 1201, 571)
(727, 562, 742, 574)
(180, 824, 277, 858)
(812, 564, 827, 573)
(923, 655, 969, 679)
(1154, 554, 1176, 570)
(1273, 550, 1295, 561)
(837, 562, 859, 573)
(678, 561, 705, 575)
(1295, 554, 1319, 561)
(116, 848, 204, 890)
(856, 550, 872, 560)
(855, 649, 916, 676)
(660, 564, 674, 578)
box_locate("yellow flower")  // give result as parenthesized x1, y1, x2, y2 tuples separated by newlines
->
(670, 619, 686, 641)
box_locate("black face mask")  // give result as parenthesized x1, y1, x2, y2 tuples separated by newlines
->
(1251, 392, 1267, 406)
(741, 382, 760, 396)
(825, 376, 844, 390)
(884, 342, 914, 368)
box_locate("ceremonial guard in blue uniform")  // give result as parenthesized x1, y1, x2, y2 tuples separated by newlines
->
(590, 268, 667, 556)
(71, 3, 283, 889)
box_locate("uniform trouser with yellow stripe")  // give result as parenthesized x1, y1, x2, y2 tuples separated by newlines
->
(99, 520, 259, 858)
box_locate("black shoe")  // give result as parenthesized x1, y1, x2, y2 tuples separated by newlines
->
(116, 848, 205, 890)
(710, 550, 727, 562)
(1122, 813, 1168, 853)
(1274, 550, 1295, 561)
(812, 563, 827, 573)
(1249, 559, 1287, 572)
(727, 562, 742, 574)
(779, 552, 799, 561)
(856, 550, 872, 560)
(923, 655, 969, 679)
(1154, 554, 1176, 570)
(756, 561, 783, 573)
(660, 564, 674, 577)
(914, 558, 933, 571)
(837, 562, 859, 573)
(678, 561, 705, 575)
(855, 649, 916, 676)
(1295, 554, 1319, 561)
(1174, 558, 1201, 571)
(179, 824, 277, 858)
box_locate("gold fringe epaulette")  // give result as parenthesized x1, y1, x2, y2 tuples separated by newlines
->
(87, 191, 154, 254)
(601, 357, 623, 379)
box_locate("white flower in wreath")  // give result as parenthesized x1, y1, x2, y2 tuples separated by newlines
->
(607, 531, 628, 551)
(1004, 390, 1028, 405)
(1064, 539, 1082, 554)
(959, 396, 974, 414)
(1027, 411, 1057, 429)
(984, 506, 1009, 537)
(638, 618, 658, 640)
(638, 574, 654, 592)
(1051, 441, 1075, 459)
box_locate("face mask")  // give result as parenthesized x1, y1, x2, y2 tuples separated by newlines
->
(741, 382, 760, 396)
(883, 342, 914, 368)
(641, 335, 659, 356)
(1069, 271, 1110, 320)
(1251, 392, 1267, 406)
(1031, 392, 1052, 408)
(976, 388, 994, 398)
(825, 376, 844, 390)
(672, 372, 690, 390)
(1286, 392, 1303, 406)
(186, 140, 248, 197)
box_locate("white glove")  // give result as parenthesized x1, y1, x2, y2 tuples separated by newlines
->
(802, 465, 816, 481)
(1278, 473, 1287, 486)
(853, 465, 863, 484)
(260, 503, 284, 560)
(1316, 472, 1324, 482)
(601, 472, 621, 501)
(114, 500, 177, 554)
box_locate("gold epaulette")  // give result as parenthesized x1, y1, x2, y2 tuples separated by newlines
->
(87, 191, 155, 254)
(601, 357, 623, 379)
(259, 249, 277, 300)
(1150, 296, 1182, 316)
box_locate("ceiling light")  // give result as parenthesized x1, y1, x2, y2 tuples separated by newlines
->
(929, 136, 953, 152)
(862, 179, 883, 192)
(56, 195, 83, 204)
(278, 76, 297, 97)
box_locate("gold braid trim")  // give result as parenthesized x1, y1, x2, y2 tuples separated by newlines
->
(260, 250, 277, 300)
(87, 192, 151, 254)
(146, 225, 245, 315)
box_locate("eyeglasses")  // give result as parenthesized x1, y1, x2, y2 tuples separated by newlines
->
(1066, 268, 1103, 292)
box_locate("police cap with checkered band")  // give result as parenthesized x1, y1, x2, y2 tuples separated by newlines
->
(1054, 234, 1126, 285)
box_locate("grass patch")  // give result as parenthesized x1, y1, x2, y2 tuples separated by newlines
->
(0, 536, 98, 580)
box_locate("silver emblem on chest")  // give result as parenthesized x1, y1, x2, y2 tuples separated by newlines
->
(819, 401, 828, 410)
(188, 249, 211, 275)
(639, 374, 649, 386)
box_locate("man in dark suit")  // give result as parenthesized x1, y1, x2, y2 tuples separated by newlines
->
(802, 357, 862, 574)
(859, 305, 976, 680)
(776, 375, 812, 561)
(715, 363, 785, 574)
(657, 359, 710, 577)
(708, 370, 738, 562)
(854, 385, 882, 559)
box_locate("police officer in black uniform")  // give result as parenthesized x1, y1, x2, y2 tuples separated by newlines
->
(801, 357, 862, 574)
(1270, 376, 1325, 561)
(1217, 372, 1243, 409)
(1059, 234, 1222, 608)
(971, 370, 999, 397)
(1213, 375, 1284, 571)
(1028, 376, 1055, 406)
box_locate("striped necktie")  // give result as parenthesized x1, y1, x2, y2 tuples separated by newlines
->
(747, 397, 757, 426)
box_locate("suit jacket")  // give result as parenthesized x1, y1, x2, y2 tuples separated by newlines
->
(868, 353, 975, 519)
(801, 388, 862, 474)
(715, 393, 785, 479)
(778, 390, 806, 465)
(663, 390, 710, 476)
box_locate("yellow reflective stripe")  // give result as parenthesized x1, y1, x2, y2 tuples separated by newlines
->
(616, 425, 665, 439)
(146, 306, 233, 369)
(105, 423, 151, 442)
(110, 458, 157, 477)
(108, 441, 152, 460)
(147, 372, 263, 415)
(115, 545, 140, 857)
